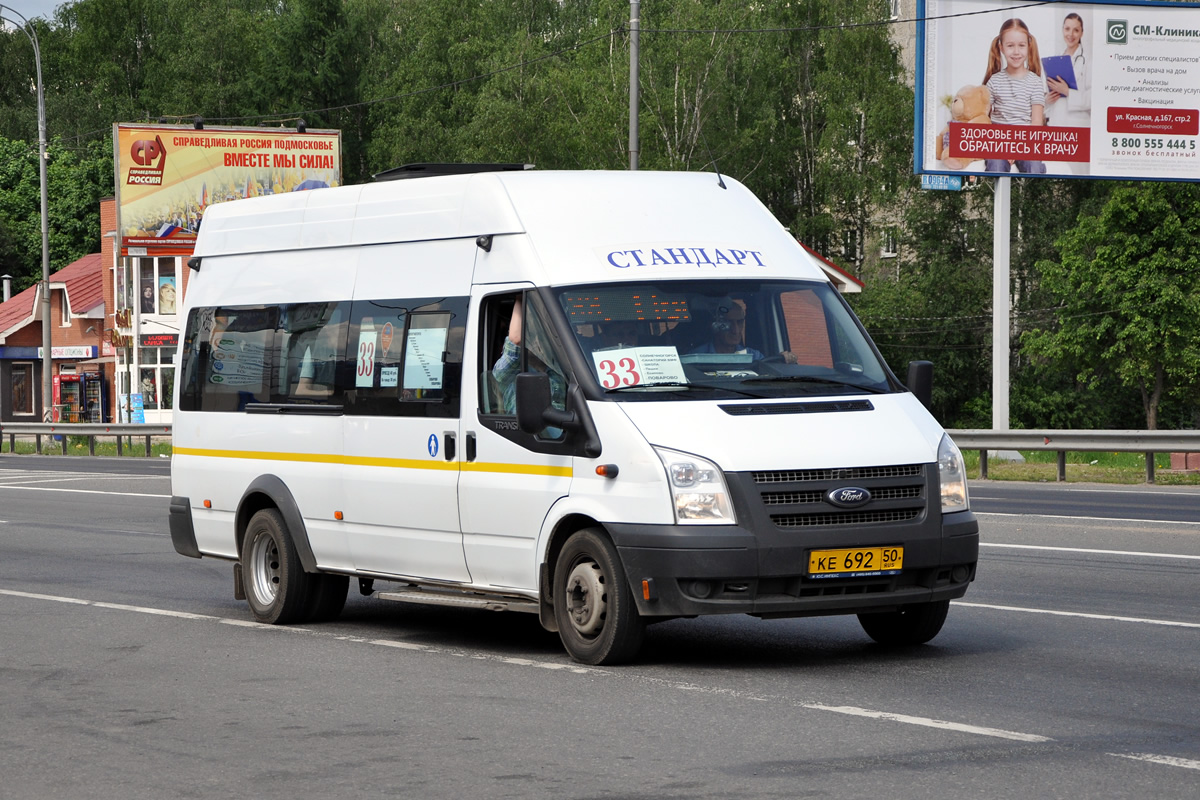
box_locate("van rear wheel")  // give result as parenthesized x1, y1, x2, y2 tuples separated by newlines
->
(553, 528, 645, 665)
(243, 508, 311, 624)
(858, 599, 950, 645)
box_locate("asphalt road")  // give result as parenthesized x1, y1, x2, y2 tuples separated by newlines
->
(1, 457, 1198, 799)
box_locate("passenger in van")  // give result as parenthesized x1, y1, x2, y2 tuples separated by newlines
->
(490, 296, 566, 417)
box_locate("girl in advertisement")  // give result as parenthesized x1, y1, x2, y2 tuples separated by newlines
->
(982, 18, 1046, 174)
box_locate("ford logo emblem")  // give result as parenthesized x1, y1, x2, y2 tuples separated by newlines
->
(826, 486, 871, 508)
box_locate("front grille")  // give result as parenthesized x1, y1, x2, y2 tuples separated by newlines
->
(753, 464, 922, 484)
(772, 509, 922, 527)
(762, 490, 825, 505)
(762, 485, 921, 506)
(740, 463, 928, 529)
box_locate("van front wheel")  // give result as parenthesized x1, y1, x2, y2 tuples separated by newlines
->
(857, 599, 950, 645)
(243, 508, 311, 624)
(554, 528, 645, 665)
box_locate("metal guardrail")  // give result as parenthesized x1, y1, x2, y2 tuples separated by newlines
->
(948, 429, 1200, 483)
(0, 422, 172, 457)
(3, 422, 1197, 479)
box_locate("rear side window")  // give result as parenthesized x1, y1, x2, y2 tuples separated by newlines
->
(179, 305, 279, 412)
(278, 303, 349, 401)
(341, 296, 467, 418)
(179, 297, 465, 416)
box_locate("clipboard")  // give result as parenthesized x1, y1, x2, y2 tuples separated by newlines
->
(1041, 55, 1078, 90)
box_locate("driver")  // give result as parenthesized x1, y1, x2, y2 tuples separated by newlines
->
(691, 299, 797, 363)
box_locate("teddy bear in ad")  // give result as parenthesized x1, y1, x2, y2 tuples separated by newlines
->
(935, 85, 991, 170)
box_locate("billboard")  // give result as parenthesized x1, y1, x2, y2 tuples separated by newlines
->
(114, 123, 342, 256)
(916, 0, 1200, 181)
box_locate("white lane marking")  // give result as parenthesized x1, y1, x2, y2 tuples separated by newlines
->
(972, 487, 1199, 498)
(0, 485, 168, 498)
(0, 588, 604, 676)
(1, 589, 91, 606)
(976, 511, 1199, 527)
(981, 543, 1200, 561)
(801, 704, 1052, 742)
(0, 472, 164, 484)
(1, 587, 1054, 738)
(1110, 753, 1200, 771)
(954, 601, 1200, 629)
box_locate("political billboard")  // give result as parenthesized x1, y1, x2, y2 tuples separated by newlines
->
(114, 123, 341, 256)
(916, 0, 1200, 181)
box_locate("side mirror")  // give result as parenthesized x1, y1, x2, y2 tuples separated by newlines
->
(515, 372, 552, 433)
(906, 360, 933, 412)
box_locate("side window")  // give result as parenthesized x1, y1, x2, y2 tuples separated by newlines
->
(343, 297, 466, 418)
(179, 305, 278, 412)
(480, 293, 520, 416)
(275, 301, 349, 403)
(480, 291, 567, 441)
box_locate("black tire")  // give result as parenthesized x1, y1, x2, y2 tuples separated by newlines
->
(858, 599, 950, 646)
(303, 574, 349, 623)
(553, 528, 645, 665)
(242, 508, 311, 624)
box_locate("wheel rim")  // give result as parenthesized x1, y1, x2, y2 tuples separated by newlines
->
(564, 560, 607, 637)
(247, 530, 282, 607)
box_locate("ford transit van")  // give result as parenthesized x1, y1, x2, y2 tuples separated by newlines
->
(169, 167, 978, 664)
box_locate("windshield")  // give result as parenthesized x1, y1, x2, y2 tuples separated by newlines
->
(556, 279, 895, 401)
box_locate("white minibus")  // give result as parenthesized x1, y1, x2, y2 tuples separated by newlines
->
(169, 166, 977, 664)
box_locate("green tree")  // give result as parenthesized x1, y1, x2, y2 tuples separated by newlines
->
(0, 135, 112, 289)
(1021, 183, 1200, 429)
(851, 186, 993, 427)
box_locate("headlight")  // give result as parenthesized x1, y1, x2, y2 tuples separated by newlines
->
(654, 447, 736, 525)
(938, 433, 969, 513)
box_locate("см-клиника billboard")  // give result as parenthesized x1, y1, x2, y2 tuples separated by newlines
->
(916, 0, 1200, 181)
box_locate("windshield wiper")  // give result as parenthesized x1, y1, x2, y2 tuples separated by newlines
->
(605, 381, 715, 393)
(605, 382, 768, 399)
(741, 375, 887, 394)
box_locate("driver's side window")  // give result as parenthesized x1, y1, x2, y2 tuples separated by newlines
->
(479, 292, 567, 441)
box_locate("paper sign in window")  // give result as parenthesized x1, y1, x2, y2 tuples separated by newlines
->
(404, 327, 448, 389)
(355, 330, 377, 388)
(591, 347, 686, 389)
(210, 335, 267, 388)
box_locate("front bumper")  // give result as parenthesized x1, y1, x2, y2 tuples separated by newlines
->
(608, 510, 978, 618)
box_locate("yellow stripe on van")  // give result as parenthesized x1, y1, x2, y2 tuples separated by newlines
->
(461, 461, 573, 478)
(172, 447, 342, 465)
(172, 447, 572, 478)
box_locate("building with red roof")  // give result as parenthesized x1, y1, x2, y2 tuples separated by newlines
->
(1, 251, 110, 422)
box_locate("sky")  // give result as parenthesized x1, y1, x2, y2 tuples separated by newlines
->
(0, 1, 66, 23)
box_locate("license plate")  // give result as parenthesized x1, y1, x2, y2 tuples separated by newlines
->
(808, 546, 903, 578)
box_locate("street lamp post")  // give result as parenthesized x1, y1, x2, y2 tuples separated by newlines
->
(1, 5, 52, 421)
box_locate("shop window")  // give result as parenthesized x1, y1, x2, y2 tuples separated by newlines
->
(160, 367, 175, 410)
(140, 368, 159, 410)
(12, 363, 34, 415)
(136, 257, 179, 315)
(158, 259, 177, 315)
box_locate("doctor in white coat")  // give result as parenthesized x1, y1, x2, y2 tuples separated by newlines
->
(1045, 12, 1091, 174)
